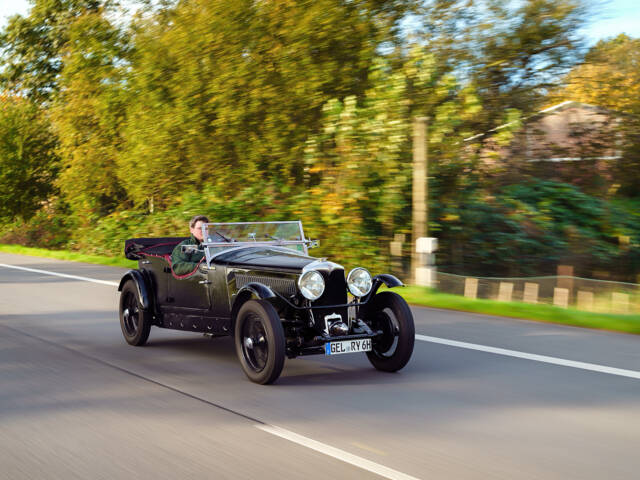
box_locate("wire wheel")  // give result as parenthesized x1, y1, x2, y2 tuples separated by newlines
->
(119, 279, 151, 346)
(372, 309, 400, 358)
(241, 313, 269, 373)
(364, 291, 415, 372)
(234, 299, 285, 384)
(122, 290, 140, 337)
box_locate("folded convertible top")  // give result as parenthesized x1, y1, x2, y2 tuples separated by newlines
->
(124, 237, 187, 260)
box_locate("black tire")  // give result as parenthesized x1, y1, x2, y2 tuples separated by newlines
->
(234, 299, 286, 385)
(364, 291, 415, 372)
(119, 280, 152, 346)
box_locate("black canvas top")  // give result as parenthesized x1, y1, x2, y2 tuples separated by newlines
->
(124, 237, 188, 260)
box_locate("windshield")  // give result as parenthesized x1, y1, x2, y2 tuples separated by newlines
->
(202, 221, 310, 258)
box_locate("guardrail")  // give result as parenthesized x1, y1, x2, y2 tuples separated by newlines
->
(435, 272, 640, 314)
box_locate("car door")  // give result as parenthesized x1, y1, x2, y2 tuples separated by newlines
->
(167, 263, 212, 311)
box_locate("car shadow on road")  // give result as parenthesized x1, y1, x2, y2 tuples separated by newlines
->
(144, 333, 426, 387)
(276, 365, 415, 387)
(143, 335, 240, 369)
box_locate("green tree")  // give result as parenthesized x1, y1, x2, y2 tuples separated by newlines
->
(0, 0, 113, 102)
(416, 0, 587, 130)
(117, 0, 413, 210)
(560, 34, 640, 114)
(0, 95, 58, 221)
(433, 180, 639, 279)
(49, 7, 129, 223)
(556, 35, 640, 197)
(302, 48, 481, 269)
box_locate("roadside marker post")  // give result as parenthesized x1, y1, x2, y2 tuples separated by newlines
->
(523, 282, 539, 304)
(498, 282, 514, 302)
(464, 278, 478, 299)
(554, 287, 569, 308)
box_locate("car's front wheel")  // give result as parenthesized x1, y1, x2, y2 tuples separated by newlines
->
(364, 291, 415, 372)
(234, 299, 286, 384)
(119, 280, 152, 346)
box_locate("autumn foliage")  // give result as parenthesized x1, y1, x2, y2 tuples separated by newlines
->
(0, 0, 638, 279)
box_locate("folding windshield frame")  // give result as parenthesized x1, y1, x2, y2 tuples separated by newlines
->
(201, 221, 314, 262)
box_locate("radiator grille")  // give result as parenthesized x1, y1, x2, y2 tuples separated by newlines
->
(235, 274, 297, 296)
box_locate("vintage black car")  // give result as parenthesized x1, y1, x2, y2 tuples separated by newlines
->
(118, 221, 414, 384)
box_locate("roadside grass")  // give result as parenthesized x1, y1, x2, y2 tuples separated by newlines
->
(0, 244, 136, 269)
(394, 286, 640, 335)
(1, 243, 639, 334)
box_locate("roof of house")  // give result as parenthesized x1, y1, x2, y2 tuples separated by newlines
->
(463, 101, 620, 143)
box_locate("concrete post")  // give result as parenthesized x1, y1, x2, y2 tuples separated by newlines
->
(415, 237, 438, 287)
(612, 292, 630, 314)
(389, 233, 405, 279)
(412, 117, 428, 283)
(523, 282, 539, 304)
(464, 278, 478, 299)
(554, 288, 569, 308)
(498, 282, 513, 302)
(577, 291, 594, 311)
(557, 265, 574, 301)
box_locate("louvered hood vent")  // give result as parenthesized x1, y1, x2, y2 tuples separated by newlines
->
(235, 273, 297, 296)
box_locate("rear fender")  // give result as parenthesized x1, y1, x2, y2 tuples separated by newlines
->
(118, 270, 151, 311)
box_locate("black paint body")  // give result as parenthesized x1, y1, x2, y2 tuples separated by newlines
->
(119, 238, 402, 358)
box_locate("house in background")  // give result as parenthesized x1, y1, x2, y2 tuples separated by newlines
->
(461, 101, 639, 282)
(468, 101, 630, 193)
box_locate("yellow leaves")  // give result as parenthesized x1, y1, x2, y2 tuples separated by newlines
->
(460, 87, 482, 120)
(493, 108, 522, 147)
(404, 46, 436, 85)
(559, 35, 640, 114)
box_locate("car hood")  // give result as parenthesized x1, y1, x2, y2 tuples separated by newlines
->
(212, 246, 317, 272)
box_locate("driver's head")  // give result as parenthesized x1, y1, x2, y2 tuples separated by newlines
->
(189, 215, 210, 242)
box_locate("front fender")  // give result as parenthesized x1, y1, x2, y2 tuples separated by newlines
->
(237, 282, 276, 300)
(362, 274, 403, 304)
(230, 282, 277, 331)
(118, 270, 151, 310)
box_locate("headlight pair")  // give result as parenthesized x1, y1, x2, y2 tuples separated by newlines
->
(298, 267, 373, 301)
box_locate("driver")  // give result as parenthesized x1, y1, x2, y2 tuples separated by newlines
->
(171, 215, 210, 276)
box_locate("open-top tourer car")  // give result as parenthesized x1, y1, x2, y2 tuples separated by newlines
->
(118, 221, 414, 384)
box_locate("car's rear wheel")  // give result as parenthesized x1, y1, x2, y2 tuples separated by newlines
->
(119, 280, 152, 346)
(364, 291, 415, 372)
(234, 299, 285, 384)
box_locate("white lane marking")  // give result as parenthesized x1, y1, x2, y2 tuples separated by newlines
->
(2, 261, 638, 381)
(0, 263, 119, 287)
(417, 334, 640, 380)
(256, 424, 420, 480)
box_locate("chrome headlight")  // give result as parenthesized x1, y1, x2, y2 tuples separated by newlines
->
(347, 267, 372, 297)
(298, 270, 325, 300)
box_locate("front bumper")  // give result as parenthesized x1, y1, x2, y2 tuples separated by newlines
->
(285, 329, 382, 358)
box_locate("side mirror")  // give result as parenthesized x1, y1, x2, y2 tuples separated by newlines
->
(309, 240, 319, 249)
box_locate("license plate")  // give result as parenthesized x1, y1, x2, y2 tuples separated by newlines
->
(325, 338, 372, 355)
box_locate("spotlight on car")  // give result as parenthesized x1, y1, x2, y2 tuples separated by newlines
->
(329, 321, 349, 336)
(347, 267, 372, 298)
(298, 270, 325, 300)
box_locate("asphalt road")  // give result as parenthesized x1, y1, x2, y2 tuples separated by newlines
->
(1, 252, 639, 479)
